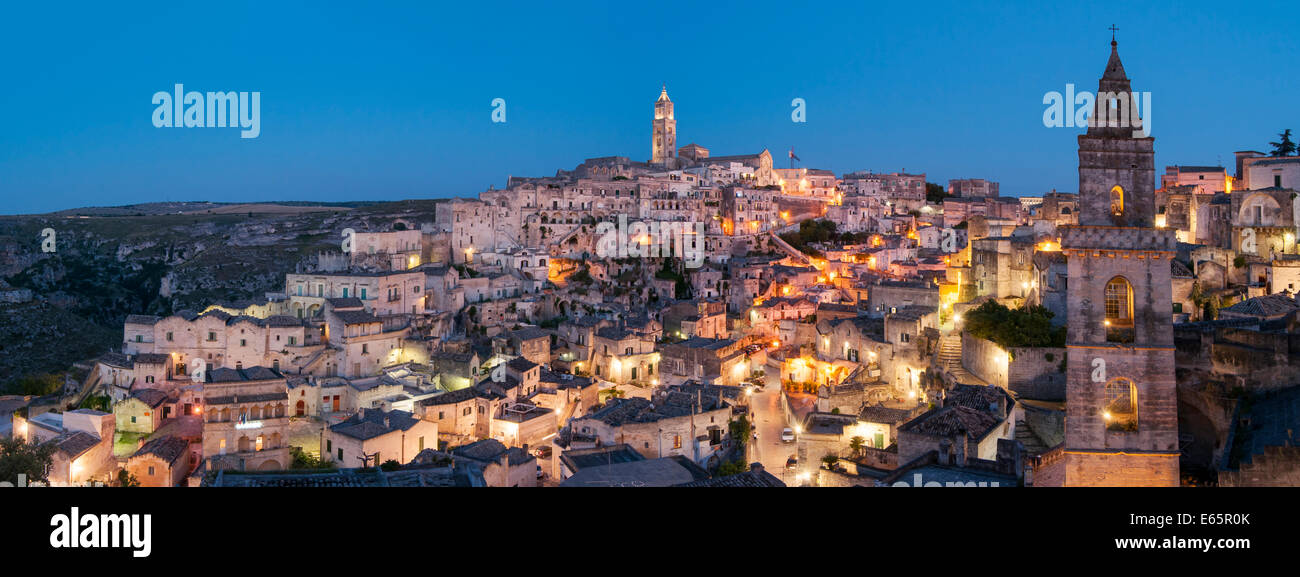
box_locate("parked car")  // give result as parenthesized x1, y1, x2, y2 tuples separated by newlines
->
(536, 465, 544, 479)
(786, 455, 798, 471)
(532, 446, 552, 459)
(781, 427, 795, 443)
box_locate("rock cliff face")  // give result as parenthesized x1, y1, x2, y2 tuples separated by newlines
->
(0, 301, 116, 385)
(0, 200, 442, 384)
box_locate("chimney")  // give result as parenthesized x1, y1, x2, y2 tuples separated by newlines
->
(938, 438, 952, 465)
(934, 388, 945, 409)
(1234, 150, 1262, 181)
(750, 462, 765, 474)
(955, 434, 968, 467)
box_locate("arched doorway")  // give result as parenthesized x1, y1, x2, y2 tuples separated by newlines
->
(295, 400, 305, 417)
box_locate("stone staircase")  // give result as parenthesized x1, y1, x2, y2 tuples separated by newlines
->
(936, 335, 985, 386)
(293, 345, 337, 374)
(1015, 418, 1051, 456)
(768, 231, 813, 266)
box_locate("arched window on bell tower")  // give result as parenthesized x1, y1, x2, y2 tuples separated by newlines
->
(1104, 377, 1138, 432)
(1104, 276, 1134, 342)
(1109, 185, 1125, 217)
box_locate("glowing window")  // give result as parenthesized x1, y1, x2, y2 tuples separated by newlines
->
(1104, 378, 1138, 431)
(1104, 277, 1133, 325)
(1110, 185, 1125, 216)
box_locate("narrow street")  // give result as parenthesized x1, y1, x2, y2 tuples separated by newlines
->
(748, 376, 799, 486)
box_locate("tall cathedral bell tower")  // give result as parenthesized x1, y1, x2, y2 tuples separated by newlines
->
(652, 85, 676, 165)
(1059, 39, 1180, 486)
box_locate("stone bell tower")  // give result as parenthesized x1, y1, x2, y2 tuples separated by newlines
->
(652, 85, 676, 165)
(1059, 38, 1180, 486)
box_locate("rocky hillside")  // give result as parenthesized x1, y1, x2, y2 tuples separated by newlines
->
(0, 199, 444, 381)
(0, 301, 115, 389)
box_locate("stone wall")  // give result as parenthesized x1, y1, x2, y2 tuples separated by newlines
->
(850, 445, 898, 470)
(962, 332, 1007, 387)
(961, 333, 1066, 400)
(1063, 450, 1179, 487)
(1007, 347, 1066, 401)
(1219, 446, 1300, 487)
(1175, 324, 1300, 393)
(1062, 340, 1180, 486)
(1064, 346, 1179, 454)
(816, 468, 877, 487)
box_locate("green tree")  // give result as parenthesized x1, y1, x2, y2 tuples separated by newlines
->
(729, 415, 752, 447)
(79, 394, 110, 412)
(821, 454, 840, 469)
(779, 219, 841, 257)
(1270, 129, 1297, 157)
(290, 446, 335, 470)
(926, 182, 950, 204)
(716, 459, 748, 476)
(0, 436, 55, 485)
(115, 468, 140, 487)
(570, 267, 594, 285)
(963, 300, 1065, 348)
(848, 436, 866, 457)
(5, 373, 63, 396)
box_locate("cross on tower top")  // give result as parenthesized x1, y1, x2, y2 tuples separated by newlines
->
(1109, 24, 1119, 45)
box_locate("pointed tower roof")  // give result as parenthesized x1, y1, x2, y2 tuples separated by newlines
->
(657, 84, 671, 102)
(1102, 40, 1127, 82)
(1086, 38, 1141, 139)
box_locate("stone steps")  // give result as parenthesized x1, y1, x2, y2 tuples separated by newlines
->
(1015, 419, 1051, 456)
(936, 335, 986, 386)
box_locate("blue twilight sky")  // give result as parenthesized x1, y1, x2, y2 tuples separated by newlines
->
(1, 1, 1297, 215)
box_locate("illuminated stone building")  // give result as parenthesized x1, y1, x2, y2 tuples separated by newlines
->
(1058, 39, 1179, 486)
(200, 366, 291, 472)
